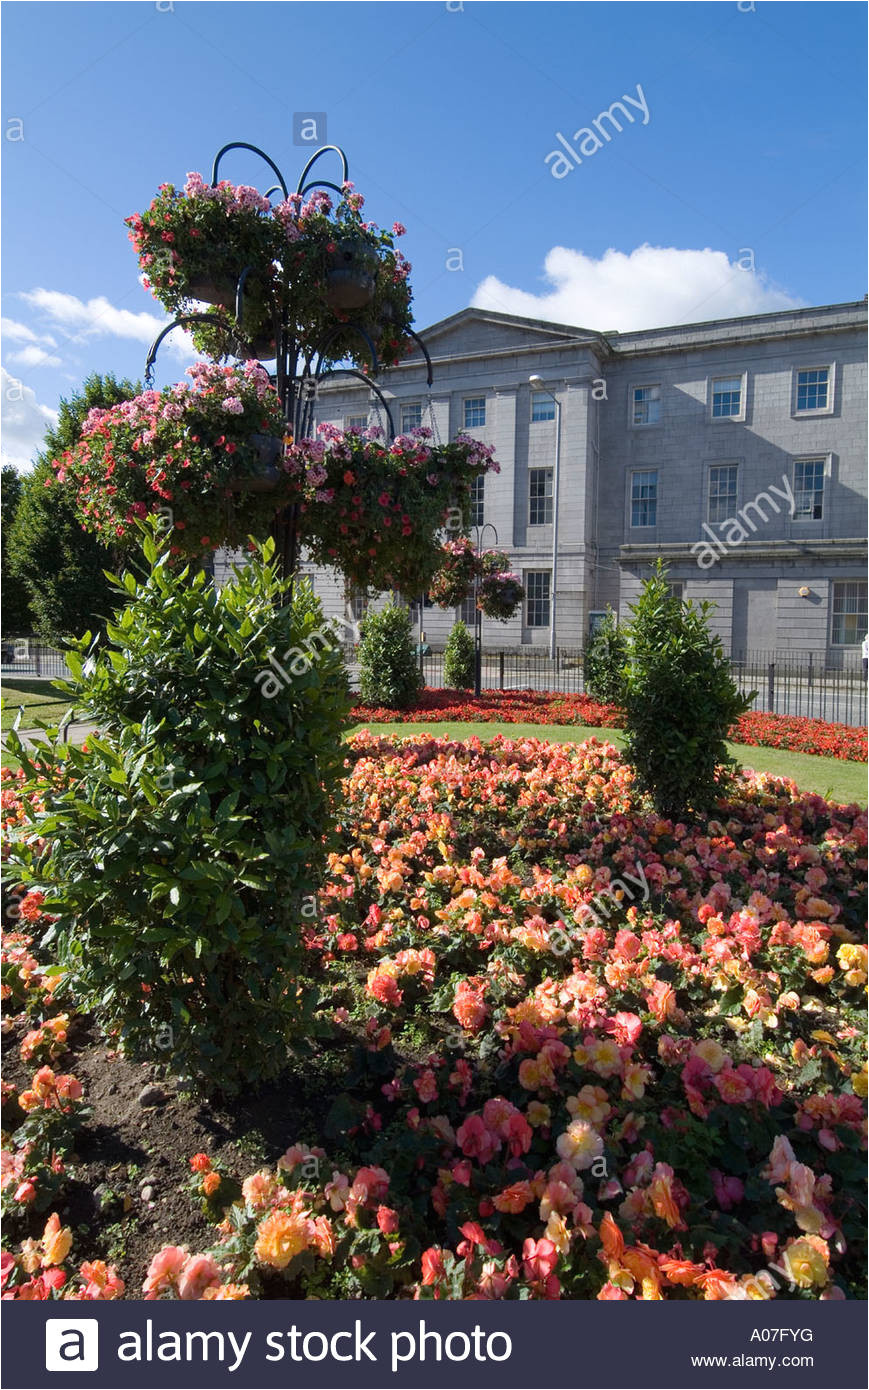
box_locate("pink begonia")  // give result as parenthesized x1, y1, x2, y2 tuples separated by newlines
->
(177, 1254, 221, 1300)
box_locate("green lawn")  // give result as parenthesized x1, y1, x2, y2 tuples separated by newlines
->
(346, 720, 868, 808)
(1, 679, 75, 734)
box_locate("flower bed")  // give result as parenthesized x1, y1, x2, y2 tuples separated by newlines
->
(2, 739, 865, 1301)
(350, 688, 867, 762)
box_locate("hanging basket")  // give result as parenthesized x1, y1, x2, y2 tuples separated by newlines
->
(325, 238, 377, 310)
(188, 269, 238, 310)
(226, 433, 283, 493)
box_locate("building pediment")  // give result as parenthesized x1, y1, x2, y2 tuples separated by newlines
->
(408, 307, 599, 362)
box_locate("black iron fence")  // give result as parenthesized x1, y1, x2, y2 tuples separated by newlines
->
(415, 646, 867, 726)
(1, 640, 73, 681)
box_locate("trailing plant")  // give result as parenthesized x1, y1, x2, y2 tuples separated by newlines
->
(3, 526, 351, 1094)
(357, 602, 422, 710)
(285, 425, 497, 597)
(620, 563, 754, 816)
(428, 537, 524, 620)
(126, 175, 413, 368)
(584, 609, 628, 704)
(55, 361, 286, 555)
(443, 620, 476, 690)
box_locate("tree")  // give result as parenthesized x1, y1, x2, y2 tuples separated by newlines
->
(584, 608, 627, 704)
(7, 373, 139, 646)
(621, 562, 753, 817)
(1, 466, 32, 636)
(357, 602, 422, 710)
(444, 620, 475, 690)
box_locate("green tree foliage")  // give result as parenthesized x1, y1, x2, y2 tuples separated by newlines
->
(4, 527, 350, 1095)
(584, 609, 628, 704)
(6, 373, 138, 645)
(1, 465, 32, 635)
(621, 563, 753, 817)
(443, 619, 476, 690)
(357, 601, 422, 710)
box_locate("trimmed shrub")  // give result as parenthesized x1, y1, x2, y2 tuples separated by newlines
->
(621, 564, 753, 817)
(443, 620, 476, 690)
(584, 609, 627, 704)
(3, 528, 350, 1095)
(357, 602, 422, 711)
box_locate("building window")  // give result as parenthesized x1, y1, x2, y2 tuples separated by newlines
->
(631, 384, 661, 426)
(795, 366, 830, 414)
(469, 474, 485, 527)
(529, 468, 553, 525)
(708, 464, 738, 524)
(830, 581, 867, 646)
(344, 414, 367, 431)
(793, 458, 825, 521)
(665, 581, 684, 601)
(463, 396, 486, 429)
(531, 393, 556, 422)
(400, 401, 422, 432)
(525, 571, 551, 628)
(630, 470, 657, 528)
(409, 593, 435, 623)
(711, 375, 744, 419)
(459, 596, 477, 626)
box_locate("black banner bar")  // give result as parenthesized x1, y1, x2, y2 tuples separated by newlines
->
(3, 1298, 866, 1390)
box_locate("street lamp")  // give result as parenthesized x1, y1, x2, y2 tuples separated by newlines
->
(529, 375, 562, 661)
(471, 522, 499, 697)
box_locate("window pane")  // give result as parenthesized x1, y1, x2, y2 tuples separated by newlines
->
(712, 377, 742, 418)
(631, 470, 657, 527)
(525, 571, 551, 627)
(531, 395, 556, 422)
(345, 414, 367, 431)
(470, 475, 485, 527)
(632, 384, 661, 426)
(708, 465, 738, 523)
(831, 581, 867, 645)
(464, 397, 486, 428)
(459, 596, 477, 626)
(796, 368, 829, 412)
(793, 458, 825, 520)
(529, 468, 553, 525)
(400, 402, 422, 432)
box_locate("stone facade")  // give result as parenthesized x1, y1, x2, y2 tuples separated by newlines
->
(218, 300, 868, 664)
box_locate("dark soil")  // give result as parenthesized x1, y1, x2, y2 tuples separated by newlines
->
(5, 1012, 387, 1296)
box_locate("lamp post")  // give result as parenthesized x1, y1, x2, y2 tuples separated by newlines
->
(142, 141, 434, 585)
(529, 375, 562, 661)
(471, 522, 499, 697)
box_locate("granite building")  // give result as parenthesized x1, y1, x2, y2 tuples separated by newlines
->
(235, 299, 869, 665)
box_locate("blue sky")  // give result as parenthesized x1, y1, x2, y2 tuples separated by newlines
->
(2, 0, 866, 467)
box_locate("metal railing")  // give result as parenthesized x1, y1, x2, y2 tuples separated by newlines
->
(1, 641, 73, 680)
(413, 646, 866, 725)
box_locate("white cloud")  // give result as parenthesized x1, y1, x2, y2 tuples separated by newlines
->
(1, 317, 57, 348)
(17, 287, 197, 366)
(1, 367, 59, 471)
(7, 345, 64, 370)
(19, 288, 169, 346)
(471, 244, 802, 332)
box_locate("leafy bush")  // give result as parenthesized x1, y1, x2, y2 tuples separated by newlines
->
(584, 609, 627, 704)
(3, 527, 350, 1094)
(357, 602, 421, 710)
(621, 563, 753, 816)
(443, 620, 476, 690)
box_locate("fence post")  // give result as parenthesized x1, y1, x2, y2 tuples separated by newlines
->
(767, 662, 775, 713)
(35, 645, 41, 678)
(807, 652, 813, 689)
(499, 651, 505, 690)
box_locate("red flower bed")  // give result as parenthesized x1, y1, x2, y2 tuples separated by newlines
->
(732, 712, 867, 764)
(350, 687, 625, 729)
(350, 688, 867, 762)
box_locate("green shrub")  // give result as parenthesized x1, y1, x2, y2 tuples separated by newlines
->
(357, 601, 422, 710)
(621, 564, 753, 817)
(3, 528, 350, 1095)
(443, 620, 476, 690)
(584, 609, 627, 704)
